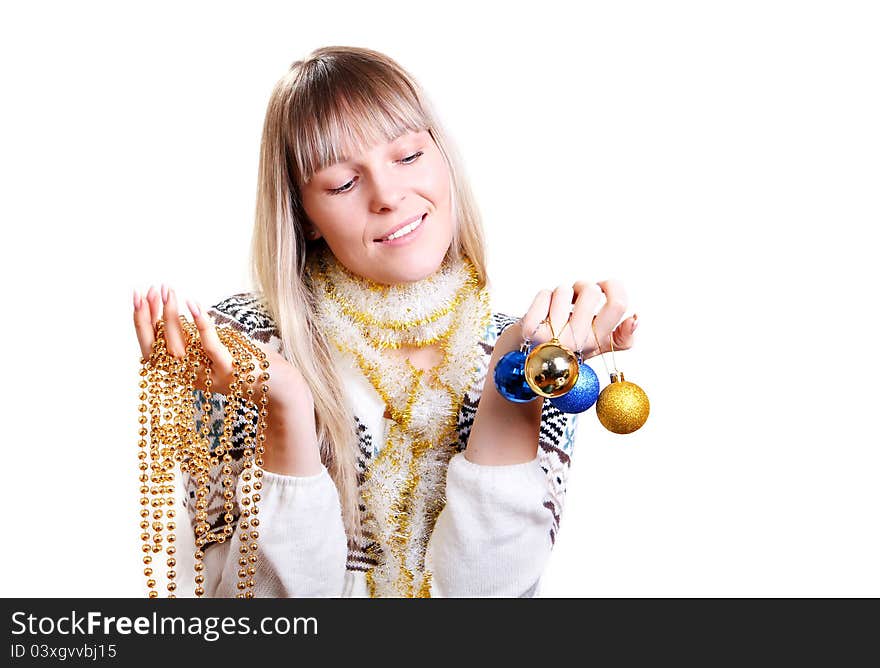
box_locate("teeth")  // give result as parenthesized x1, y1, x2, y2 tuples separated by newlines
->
(384, 215, 423, 241)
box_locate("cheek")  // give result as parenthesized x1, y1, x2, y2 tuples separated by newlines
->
(422, 157, 451, 207)
(303, 194, 358, 238)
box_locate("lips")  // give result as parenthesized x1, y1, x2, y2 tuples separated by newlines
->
(375, 213, 426, 242)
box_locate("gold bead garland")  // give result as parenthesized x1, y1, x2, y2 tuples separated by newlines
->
(137, 315, 270, 598)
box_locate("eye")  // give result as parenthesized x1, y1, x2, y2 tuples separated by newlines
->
(327, 150, 423, 195)
(399, 150, 424, 165)
(329, 177, 357, 195)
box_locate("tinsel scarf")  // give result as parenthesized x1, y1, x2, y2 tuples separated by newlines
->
(305, 244, 492, 597)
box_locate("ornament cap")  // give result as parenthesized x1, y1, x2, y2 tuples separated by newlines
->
(610, 371, 625, 383)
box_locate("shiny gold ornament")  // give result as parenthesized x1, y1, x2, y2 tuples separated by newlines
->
(524, 341, 580, 398)
(595, 371, 650, 434)
(137, 316, 269, 598)
(523, 316, 580, 398)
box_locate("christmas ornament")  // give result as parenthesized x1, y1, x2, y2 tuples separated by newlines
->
(546, 320, 600, 414)
(494, 343, 538, 403)
(137, 316, 270, 598)
(494, 314, 601, 414)
(549, 358, 600, 413)
(522, 316, 579, 398)
(590, 318, 650, 434)
(595, 371, 650, 434)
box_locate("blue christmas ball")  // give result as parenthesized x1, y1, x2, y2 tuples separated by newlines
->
(550, 362, 600, 413)
(494, 350, 538, 403)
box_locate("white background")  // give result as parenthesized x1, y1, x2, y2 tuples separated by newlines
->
(1, 0, 877, 597)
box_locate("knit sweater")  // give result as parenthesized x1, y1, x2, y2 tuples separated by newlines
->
(170, 292, 579, 598)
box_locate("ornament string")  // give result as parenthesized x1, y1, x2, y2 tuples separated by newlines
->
(524, 314, 573, 349)
(526, 307, 624, 375)
(590, 317, 618, 377)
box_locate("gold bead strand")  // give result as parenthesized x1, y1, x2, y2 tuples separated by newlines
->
(212, 327, 244, 594)
(175, 320, 196, 597)
(237, 333, 264, 597)
(163, 318, 201, 598)
(159, 335, 189, 597)
(137, 316, 269, 598)
(231, 335, 268, 598)
(225, 331, 257, 598)
(215, 328, 243, 552)
(193, 324, 216, 597)
(248, 344, 270, 597)
(144, 319, 170, 599)
(137, 361, 154, 596)
(160, 345, 183, 598)
(181, 318, 214, 597)
(204, 326, 232, 549)
(153, 329, 185, 597)
(235, 350, 259, 598)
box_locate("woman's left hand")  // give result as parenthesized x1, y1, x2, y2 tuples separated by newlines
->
(467, 279, 638, 465)
(519, 280, 638, 359)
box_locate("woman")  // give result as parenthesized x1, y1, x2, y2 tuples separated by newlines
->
(132, 45, 638, 597)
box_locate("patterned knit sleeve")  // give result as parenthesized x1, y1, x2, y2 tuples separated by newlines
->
(424, 312, 579, 597)
(173, 292, 348, 598)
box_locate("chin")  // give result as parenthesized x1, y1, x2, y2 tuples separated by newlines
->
(369, 236, 453, 285)
(384, 260, 443, 285)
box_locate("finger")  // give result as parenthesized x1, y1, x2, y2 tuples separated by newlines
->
(592, 279, 628, 353)
(146, 285, 163, 335)
(185, 299, 234, 381)
(547, 284, 574, 342)
(520, 289, 553, 343)
(162, 286, 188, 358)
(133, 289, 155, 361)
(567, 280, 605, 354)
(612, 313, 639, 351)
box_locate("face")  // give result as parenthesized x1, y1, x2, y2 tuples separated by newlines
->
(299, 129, 455, 285)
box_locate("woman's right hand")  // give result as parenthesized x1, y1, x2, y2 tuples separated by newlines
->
(133, 284, 323, 476)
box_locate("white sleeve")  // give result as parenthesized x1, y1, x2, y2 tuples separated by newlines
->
(175, 464, 348, 598)
(424, 452, 553, 598)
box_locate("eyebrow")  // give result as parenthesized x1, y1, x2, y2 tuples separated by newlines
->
(331, 133, 419, 170)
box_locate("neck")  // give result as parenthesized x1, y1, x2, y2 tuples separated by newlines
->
(305, 244, 479, 350)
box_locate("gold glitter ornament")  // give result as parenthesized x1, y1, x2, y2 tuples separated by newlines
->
(590, 319, 650, 434)
(137, 315, 270, 598)
(595, 371, 650, 434)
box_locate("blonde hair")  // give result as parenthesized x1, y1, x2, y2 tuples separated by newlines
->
(248, 46, 489, 540)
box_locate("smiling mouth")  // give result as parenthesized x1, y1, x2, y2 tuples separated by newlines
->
(375, 213, 426, 242)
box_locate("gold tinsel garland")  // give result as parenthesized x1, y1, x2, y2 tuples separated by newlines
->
(137, 316, 270, 598)
(305, 245, 492, 597)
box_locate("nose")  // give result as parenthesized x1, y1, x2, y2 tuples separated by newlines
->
(368, 169, 405, 213)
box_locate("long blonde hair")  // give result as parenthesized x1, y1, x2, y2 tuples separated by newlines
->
(249, 46, 489, 540)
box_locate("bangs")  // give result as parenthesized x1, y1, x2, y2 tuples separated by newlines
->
(288, 60, 430, 185)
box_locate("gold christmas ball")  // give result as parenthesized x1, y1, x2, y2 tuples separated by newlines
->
(596, 372, 650, 434)
(524, 341, 580, 398)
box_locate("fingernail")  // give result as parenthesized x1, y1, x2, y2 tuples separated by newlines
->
(162, 285, 170, 304)
(186, 299, 200, 318)
(631, 314, 639, 332)
(133, 290, 142, 310)
(146, 285, 156, 301)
